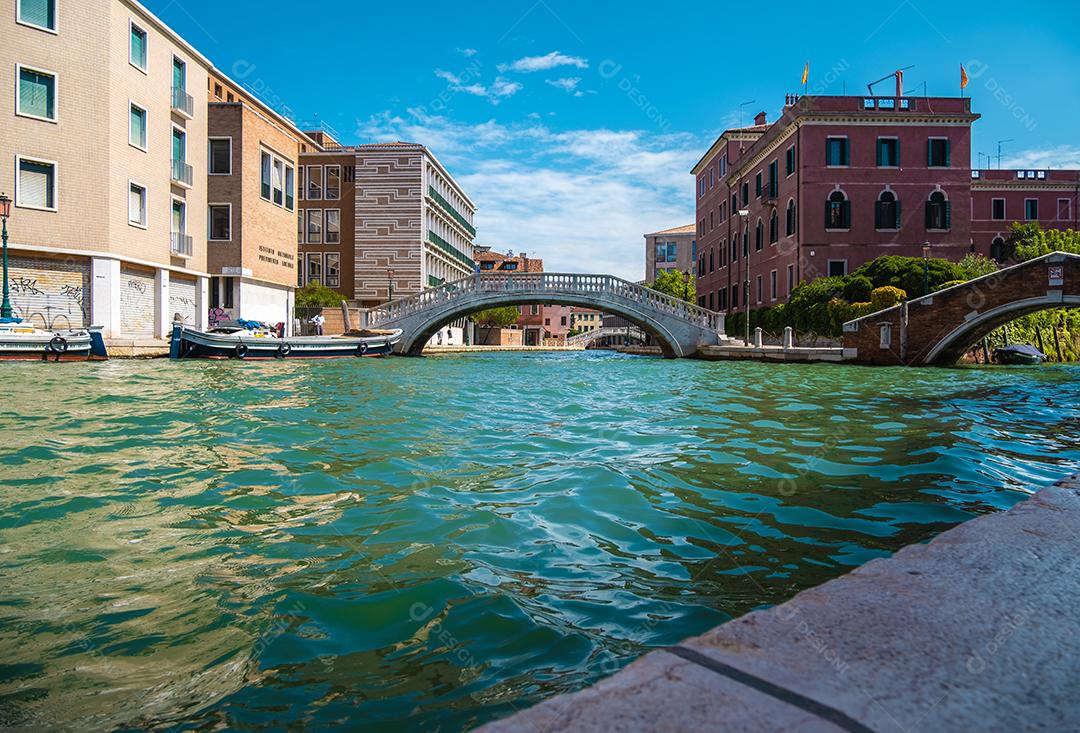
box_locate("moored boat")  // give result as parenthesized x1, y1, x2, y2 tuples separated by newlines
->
(0, 320, 108, 361)
(170, 321, 401, 360)
(992, 344, 1046, 366)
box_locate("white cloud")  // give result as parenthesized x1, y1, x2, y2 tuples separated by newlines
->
(499, 51, 589, 74)
(432, 70, 522, 105)
(545, 77, 585, 97)
(457, 48, 478, 57)
(1002, 145, 1080, 170)
(354, 112, 699, 281)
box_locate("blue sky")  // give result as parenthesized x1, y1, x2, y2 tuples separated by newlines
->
(149, 0, 1080, 280)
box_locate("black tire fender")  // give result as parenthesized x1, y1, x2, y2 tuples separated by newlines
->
(234, 342, 249, 359)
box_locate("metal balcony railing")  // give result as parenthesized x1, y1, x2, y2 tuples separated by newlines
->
(171, 86, 195, 117)
(170, 232, 193, 257)
(171, 159, 193, 187)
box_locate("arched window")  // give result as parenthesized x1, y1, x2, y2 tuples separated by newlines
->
(825, 190, 850, 230)
(991, 236, 1007, 263)
(926, 190, 951, 231)
(875, 190, 900, 230)
(785, 199, 796, 236)
(769, 210, 779, 243)
(755, 219, 764, 251)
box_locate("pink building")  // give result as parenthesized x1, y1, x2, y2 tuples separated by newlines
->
(543, 305, 573, 340)
(971, 169, 1080, 260)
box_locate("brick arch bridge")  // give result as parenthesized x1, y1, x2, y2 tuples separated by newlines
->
(362, 273, 725, 357)
(842, 252, 1080, 365)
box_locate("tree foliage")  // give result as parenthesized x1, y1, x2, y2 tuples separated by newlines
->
(1008, 222, 1080, 261)
(470, 306, 522, 328)
(296, 280, 346, 308)
(647, 269, 696, 302)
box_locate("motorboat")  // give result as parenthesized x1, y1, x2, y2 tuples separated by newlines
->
(992, 344, 1046, 366)
(0, 319, 108, 361)
(169, 321, 402, 359)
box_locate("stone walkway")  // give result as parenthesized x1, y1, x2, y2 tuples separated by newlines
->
(478, 474, 1080, 732)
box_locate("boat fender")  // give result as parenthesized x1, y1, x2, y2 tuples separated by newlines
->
(277, 342, 292, 358)
(356, 342, 369, 357)
(48, 335, 69, 354)
(234, 342, 249, 359)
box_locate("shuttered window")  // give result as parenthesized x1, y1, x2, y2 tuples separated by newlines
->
(17, 158, 56, 209)
(18, 67, 55, 120)
(129, 104, 147, 149)
(209, 139, 231, 174)
(925, 192, 951, 230)
(18, 0, 55, 30)
(928, 138, 950, 167)
(128, 183, 146, 226)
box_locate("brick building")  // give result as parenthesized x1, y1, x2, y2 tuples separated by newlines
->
(971, 169, 1080, 259)
(474, 247, 548, 345)
(692, 93, 979, 314)
(206, 71, 314, 332)
(644, 224, 696, 283)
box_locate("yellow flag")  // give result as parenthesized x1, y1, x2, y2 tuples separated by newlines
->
(960, 63, 969, 89)
(801, 61, 809, 85)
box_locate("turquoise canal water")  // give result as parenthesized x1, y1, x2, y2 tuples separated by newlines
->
(2, 352, 1080, 731)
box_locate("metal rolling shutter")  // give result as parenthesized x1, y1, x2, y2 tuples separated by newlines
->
(169, 277, 197, 326)
(120, 267, 155, 338)
(7, 255, 90, 329)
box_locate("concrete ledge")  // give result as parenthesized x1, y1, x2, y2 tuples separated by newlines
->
(423, 345, 585, 354)
(478, 475, 1080, 732)
(696, 344, 847, 363)
(104, 339, 170, 358)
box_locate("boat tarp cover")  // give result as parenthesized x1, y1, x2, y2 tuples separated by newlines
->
(997, 344, 1045, 358)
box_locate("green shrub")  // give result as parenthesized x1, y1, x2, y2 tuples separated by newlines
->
(934, 279, 966, 292)
(956, 253, 998, 280)
(852, 255, 964, 297)
(296, 280, 346, 308)
(842, 275, 873, 303)
(870, 286, 906, 310)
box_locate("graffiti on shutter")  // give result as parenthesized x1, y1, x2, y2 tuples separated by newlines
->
(169, 277, 197, 326)
(120, 268, 155, 338)
(6, 255, 90, 329)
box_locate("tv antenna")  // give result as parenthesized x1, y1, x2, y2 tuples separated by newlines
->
(996, 139, 1014, 169)
(867, 65, 916, 96)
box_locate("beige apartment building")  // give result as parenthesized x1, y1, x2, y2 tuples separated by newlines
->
(1, 0, 211, 340)
(206, 71, 313, 332)
(644, 224, 696, 284)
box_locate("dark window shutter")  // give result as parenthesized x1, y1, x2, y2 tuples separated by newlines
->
(895, 139, 901, 167)
(843, 201, 851, 228)
(944, 201, 952, 230)
(895, 200, 902, 230)
(875, 202, 883, 229)
(826, 200, 833, 228)
(944, 140, 951, 167)
(876, 140, 883, 167)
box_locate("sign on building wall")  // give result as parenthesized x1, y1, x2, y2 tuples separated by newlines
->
(169, 277, 198, 326)
(1049, 265, 1064, 287)
(7, 255, 90, 329)
(120, 267, 155, 338)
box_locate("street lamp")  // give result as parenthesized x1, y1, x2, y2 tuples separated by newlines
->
(387, 267, 395, 302)
(922, 242, 931, 296)
(683, 269, 690, 302)
(738, 208, 751, 345)
(0, 193, 12, 320)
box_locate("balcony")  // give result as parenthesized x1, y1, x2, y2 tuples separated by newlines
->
(759, 181, 778, 204)
(170, 232, 193, 258)
(171, 158, 193, 188)
(171, 86, 195, 118)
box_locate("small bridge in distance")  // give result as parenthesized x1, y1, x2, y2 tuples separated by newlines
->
(566, 326, 649, 349)
(363, 272, 726, 357)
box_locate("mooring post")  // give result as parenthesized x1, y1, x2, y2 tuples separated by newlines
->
(753, 327, 763, 348)
(982, 336, 991, 364)
(1054, 321, 1065, 362)
(341, 301, 352, 332)
(783, 326, 794, 350)
(1036, 325, 1046, 355)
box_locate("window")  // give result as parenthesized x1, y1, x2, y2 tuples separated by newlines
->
(325, 253, 340, 287)
(172, 126, 186, 163)
(16, 65, 56, 122)
(875, 190, 901, 230)
(787, 264, 794, 295)
(306, 253, 323, 284)
(756, 274, 762, 303)
(172, 56, 186, 92)
(325, 166, 341, 199)
(654, 243, 665, 261)
(741, 181, 749, 206)
(828, 260, 848, 277)
(171, 199, 186, 234)
(991, 236, 1007, 263)
(755, 219, 763, 251)
(262, 152, 272, 199)
(992, 198, 1006, 221)
(306, 209, 323, 244)
(307, 166, 323, 199)
(698, 177, 705, 197)
(18, 0, 56, 31)
(786, 200, 796, 236)
(1058, 198, 1072, 222)
(128, 182, 146, 227)
(285, 166, 295, 210)
(325, 209, 340, 244)
(769, 210, 778, 243)
(503, 262, 519, 270)
(926, 191, 951, 230)
(732, 284, 738, 307)
(666, 242, 678, 262)
(271, 158, 284, 206)
(770, 270, 777, 301)
(208, 139, 231, 175)
(786, 145, 796, 176)
(531, 305, 540, 315)
(877, 138, 900, 167)
(1025, 199, 1038, 220)
(767, 160, 778, 197)
(129, 103, 147, 150)
(16, 156, 56, 210)
(755, 172, 763, 197)
(928, 138, 950, 167)
(129, 22, 148, 72)
(479, 261, 495, 270)
(298, 167, 305, 201)
(709, 248, 714, 272)
(826, 137, 849, 166)
(825, 190, 850, 229)
(297, 213, 304, 244)
(260, 150, 294, 208)
(208, 204, 230, 240)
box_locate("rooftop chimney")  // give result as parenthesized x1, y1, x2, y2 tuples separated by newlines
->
(754, 111, 767, 126)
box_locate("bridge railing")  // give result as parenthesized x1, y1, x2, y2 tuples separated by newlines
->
(364, 272, 723, 332)
(566, 326, 647, 346)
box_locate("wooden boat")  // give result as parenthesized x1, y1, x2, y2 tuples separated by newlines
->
(992, 344, 1045, 366)
(0, 320, 108, 361)
(169, 321, 401, 360)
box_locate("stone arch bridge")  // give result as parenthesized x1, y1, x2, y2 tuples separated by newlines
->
(362, 273, 725, 357)
(843, 252, 1080, 365)
(566, 326, 649, 348)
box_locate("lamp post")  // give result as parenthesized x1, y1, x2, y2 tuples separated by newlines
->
(387, 267, 395, 303)
(738, 208, 750, 345)
(922, 242, 931, 296)
(683, 269, 690, 302)
(0, 193, 11, 320)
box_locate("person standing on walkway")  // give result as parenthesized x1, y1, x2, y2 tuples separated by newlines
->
(311, 313, 325, 336)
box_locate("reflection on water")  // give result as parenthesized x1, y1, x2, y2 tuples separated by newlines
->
(1, 353, 1079, 731)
